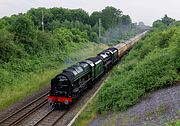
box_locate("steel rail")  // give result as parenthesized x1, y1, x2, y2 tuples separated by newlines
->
(10, 100, 47, 126)
(0, 92, 49, 125)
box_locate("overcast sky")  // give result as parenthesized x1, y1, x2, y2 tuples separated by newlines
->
(0, 0, 180, 25)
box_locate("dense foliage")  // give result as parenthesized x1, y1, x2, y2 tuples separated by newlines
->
(0, 6, 140, 63)
(153, 14, 176, 29)
(1, 6, 140, 44)
(96, 26, 180, 113)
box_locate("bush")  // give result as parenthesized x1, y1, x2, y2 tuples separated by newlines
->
(0, 29, 23, 62)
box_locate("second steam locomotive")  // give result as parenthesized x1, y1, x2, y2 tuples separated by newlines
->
(48, 32, 147, 108)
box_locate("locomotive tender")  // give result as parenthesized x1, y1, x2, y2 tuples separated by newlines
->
(48, 31, 147, 108)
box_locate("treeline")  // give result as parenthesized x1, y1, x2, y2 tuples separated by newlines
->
(0, 6, 140, 63)
(90, 7, 139, 43)
(153, 14, 180, 29)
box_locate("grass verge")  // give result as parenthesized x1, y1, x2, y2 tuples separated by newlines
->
(73, 98, 98, 126)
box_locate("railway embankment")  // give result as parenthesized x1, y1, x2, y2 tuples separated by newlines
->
(73, 27, 180, 126)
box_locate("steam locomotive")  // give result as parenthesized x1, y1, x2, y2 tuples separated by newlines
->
(48, 32, 147, 108)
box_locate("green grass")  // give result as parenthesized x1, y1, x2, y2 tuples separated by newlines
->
(0, 42, 108, 111)
(73, 98, 98, 126)
(166, 120, 180, 126)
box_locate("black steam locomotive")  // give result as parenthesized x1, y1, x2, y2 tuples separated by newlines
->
(48, 32, 147, 108)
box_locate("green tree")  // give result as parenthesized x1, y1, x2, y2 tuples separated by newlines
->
(90, 11, 102, 26)
(101, 6, 122, 29)
(46, 20, 61, 31)
(89, 32, 98, 42)
(174, 21, 180, 26)
(27, 8, 53, 30)
(13, 15, 37, 41)
(162, 14, 175, 26)
(153, 20, 167, 29)
(0, 19, 9, 29)
(120, 15, 132, 25)
(36, 31, 57, 54)
(0, 29, 22, 62)
(12, 15, 37, 54)
(50, 7, 68, 23)
(69, 9, 90, 24)
(53, 28, 74, 49)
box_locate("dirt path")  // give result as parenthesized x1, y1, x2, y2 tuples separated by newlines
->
(88, 84, 180, 126)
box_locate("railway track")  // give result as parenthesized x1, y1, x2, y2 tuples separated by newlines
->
(0, 66, 120, 126)
(34, 109, 69, 126)
(0, 92, 49, 126)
